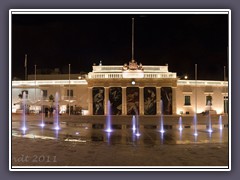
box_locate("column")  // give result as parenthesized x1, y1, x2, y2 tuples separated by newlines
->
(122, 87, 127, 115)
(104, 87, 109, 115)
(139, 87, 144, 115)
(156, 87, 161, 115)
(172, 87, 177, 115)
(88, 87, 93, 115)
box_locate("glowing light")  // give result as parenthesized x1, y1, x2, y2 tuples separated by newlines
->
(135, 133, 141, 137)
(131, 81, 136, 85)
(178, 116, 183, 131)
(219, 115, 223, 130)
(132, 115, 136, 131)
(105, 129, 113, 133)
(159, 129, 165, 133)
(193, 132, 198, 136)
(21, 126, 27, 131)
(40, 123, 45, 128)
(208, 129, 213, 133)
(75, 132, 80, 135)
(105, 100, 112, 133)
(54, 126, 60, 130)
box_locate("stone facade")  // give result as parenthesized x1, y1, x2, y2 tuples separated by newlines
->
(11, 62, 228, 115)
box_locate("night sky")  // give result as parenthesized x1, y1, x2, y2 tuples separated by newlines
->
(11, 13, 229, 80)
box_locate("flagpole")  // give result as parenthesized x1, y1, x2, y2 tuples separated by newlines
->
(34, 64, 37, 113)
(195, 64, 197, 114)
(132, 18, 134, 60)
(34, 64, 37, 101)
(25, 54, 27, 80)
(69, 64, 71, 116)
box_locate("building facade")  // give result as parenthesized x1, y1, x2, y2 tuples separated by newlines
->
(12, 61, 228, 115)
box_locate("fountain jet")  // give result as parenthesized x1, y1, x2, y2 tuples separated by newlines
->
(54, 92, 60, 130)
(193, 113, 198, 136)
(159, 100, 165, 133)
(21, 92, 27, 133)
(132, 115, 136, 131)
(105, 100, 112, 133)
(219, 115, 223, 130)
(40, 90, 45, 128)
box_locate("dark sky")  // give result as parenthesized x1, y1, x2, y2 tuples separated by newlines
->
(11, 13, 229, 80)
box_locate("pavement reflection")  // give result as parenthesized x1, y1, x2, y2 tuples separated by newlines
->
(12, 121, 228, 146)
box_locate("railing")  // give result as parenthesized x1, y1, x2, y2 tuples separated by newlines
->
(177, 80, 228, 86)
(92, 65, 169, 73)
(88, 72, 177, 79)
(12, 80, 88, 86)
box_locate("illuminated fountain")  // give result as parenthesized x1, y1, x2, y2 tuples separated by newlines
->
(135, 114, 141, 137)
(207, 113, 213, 133)
(105, 100, 112, 133)
(132, 115, 136, 131)
(219, 115, 223, 130)
(159, 100, 165, 133)
(40, 90, 45, 128)
(193, 113, 198, 137)
(178, 116, 183, 131)
(21, 92, 27, 133)
(54, 92, 60, 130)
(219, 115, 223, 142)
(207, 100, 213, 133)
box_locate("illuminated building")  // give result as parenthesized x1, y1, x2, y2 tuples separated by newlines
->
(12, 60, 228, 115)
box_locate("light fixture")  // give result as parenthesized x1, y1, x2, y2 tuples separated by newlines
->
(131, 80, 135, 85)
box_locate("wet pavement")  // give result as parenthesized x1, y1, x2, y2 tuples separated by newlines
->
(12, 120, 228, 145)
(11, 115, 229, 167)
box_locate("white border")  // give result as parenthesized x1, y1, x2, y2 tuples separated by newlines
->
(9, 9, 231, 172)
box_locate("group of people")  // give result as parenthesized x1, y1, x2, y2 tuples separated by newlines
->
(44, 107, 54, 118)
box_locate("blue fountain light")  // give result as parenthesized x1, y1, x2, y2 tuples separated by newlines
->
(53, 92, 60, 131)
(135, 132, 141, 137)
(21, 92, 27, 133)
(54, 126, 60, 131)
(40, 123, 45, 128)
(21, 126, 27, 131)
(132, 115, 136, 131)
(207, 113, 213, 133)
(159, 100, 165, 133)
(105, 100, 113, 133)
(159, 129, 165, 133)
(208, 129, 213, 133)
(178, 116, 183, 131)
(193, 113, 198, 136)
(193, 132, 198, 136)
(40, 90, 45, 129)
(219, 115, 223, 130)
(105, 128, 113, 133)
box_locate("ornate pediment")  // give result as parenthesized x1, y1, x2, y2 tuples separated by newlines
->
(122, 60, 144, 71)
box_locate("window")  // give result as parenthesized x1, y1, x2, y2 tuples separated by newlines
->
(206, 95, 212, 105)
(42, 90, 48, 98)
(184, 96, 191, 106)
(67, 89, 73, 97)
